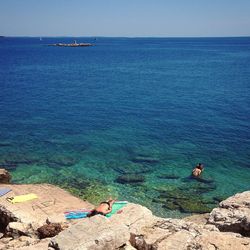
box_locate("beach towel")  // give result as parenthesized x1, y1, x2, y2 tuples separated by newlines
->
(0, 188, 11, 197)
(106, 201, 128, 218)
(64, 209, 92, 219)
(6, 193, 38, 203)
(64, 201, 128, 219)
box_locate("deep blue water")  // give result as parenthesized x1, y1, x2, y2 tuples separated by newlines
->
(0, 37, 250, 217)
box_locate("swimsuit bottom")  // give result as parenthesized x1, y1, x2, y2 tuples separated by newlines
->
(87, 210, 105, 217)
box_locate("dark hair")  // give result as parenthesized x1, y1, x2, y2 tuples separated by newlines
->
(197, 163, 204, 170)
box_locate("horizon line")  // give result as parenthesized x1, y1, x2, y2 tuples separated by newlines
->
(2, 35, 250, 39)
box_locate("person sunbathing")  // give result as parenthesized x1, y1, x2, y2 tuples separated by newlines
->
(87, 198, 116, 217)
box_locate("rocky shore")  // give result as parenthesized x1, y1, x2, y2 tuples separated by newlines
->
(0, 168, 249, 249)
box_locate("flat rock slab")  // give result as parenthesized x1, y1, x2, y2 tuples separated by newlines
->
(50, 203, 154, 250)
(0, 184, 93, 226)
(50, 215, 130, 250)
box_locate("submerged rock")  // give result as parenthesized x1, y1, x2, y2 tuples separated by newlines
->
(181, 175, 214, 185)
(112, 163, 151, 175)
(158, 189, 189, 200)
(1, 153, 40, 168)
(131, 156, 159, 164)
(162, 201, 180, 210)
(213, 195, 226, 202)
(157, 174, 180, 180)
(0, 143, 11, 147)
(116, 174, 145, 184)
(175, 199, 211, 214)
(80, 182, 118, 205)
(156, 187, 215, 214)
(179, 181, 217, 195)
(0, 164, 17, 171)
(46, 155, 78, 167)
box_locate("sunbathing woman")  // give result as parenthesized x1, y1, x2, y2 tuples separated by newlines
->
(87, 198, 116, 217)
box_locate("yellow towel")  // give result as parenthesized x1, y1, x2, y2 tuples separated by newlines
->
(6, 193, 38, 204)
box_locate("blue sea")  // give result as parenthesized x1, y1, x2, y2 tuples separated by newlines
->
(0, 37, 250, 217)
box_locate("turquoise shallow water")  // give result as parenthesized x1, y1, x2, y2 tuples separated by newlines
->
(0, 37, 250, 217)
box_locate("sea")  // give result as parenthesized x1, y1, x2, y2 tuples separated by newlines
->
(0, 37, 250, 218)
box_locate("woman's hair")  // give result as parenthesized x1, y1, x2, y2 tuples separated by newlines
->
(197, 163, 204, 170)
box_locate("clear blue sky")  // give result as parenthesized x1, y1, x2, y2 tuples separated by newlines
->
(1, 0, 250, 37)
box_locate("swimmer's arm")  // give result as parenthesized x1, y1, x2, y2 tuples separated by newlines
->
(105, 208, 112, 213)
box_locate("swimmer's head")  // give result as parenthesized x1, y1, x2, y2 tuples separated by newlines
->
(197, 163, 204, 170)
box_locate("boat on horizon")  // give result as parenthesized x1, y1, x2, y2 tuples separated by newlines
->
(49, 40, 93, 47)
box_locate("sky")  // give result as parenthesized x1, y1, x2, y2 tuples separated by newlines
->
(0, 0, 250, 37)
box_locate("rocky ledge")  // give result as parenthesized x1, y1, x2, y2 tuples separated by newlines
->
(0, 168, 249, 250)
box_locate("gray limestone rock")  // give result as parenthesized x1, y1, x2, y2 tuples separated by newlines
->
(49, 215, 130, 250)
(187, 231, 250, 250)
(6, 222, 35, 238)
(208, 191, 250, 236)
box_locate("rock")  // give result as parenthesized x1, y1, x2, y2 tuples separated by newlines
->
(0, 236, 38, 249)
(176, 199, 211, 214)
(112, 162, 151, 175)
(110, 203, 155, 235)
(0, 242, 5, 250)
(0, 163, 17, 171)
(157, 188, 213, 214)
(120, 242, 137, 250)
(203, 224, 219, 231)
(213, 195, 226, 202)
(158, 189, 189, 200)
(37, 223, 63, 239)
(131, 156, 159, 164)
(5, 159, 38, 166)
(6, 222, 35, 238)
(49, 203, 154, 250)
(129, 218, 202, 250)
(208, 191, 250, 236)
(187, 231, 250, 250)
(181, 176, 215, 185)
(0, 143, 11, 147)
(49, 215, 130, 250)
(179, 181, 216, 194)
(0, 183, 249, 249)
(183, 213, 210, 226)
(0, 237, 12, 244)
(0, 168, 11, 183)
(162, 201, 180, 210)
(157, 174, 180, 180)
(129, 217, 250, 250)
(18, 238, 51, 250)
(1, 153, 40, 169)
(0, 183, 93, 228)
(116, 174, 145, 184)
(46, 155, 77, 167)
